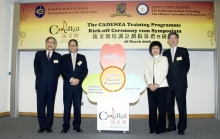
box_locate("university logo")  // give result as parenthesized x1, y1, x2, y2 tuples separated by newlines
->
(110, 3, 132, 17)
(136, 3, 149, 15)
(35, 5, 45, 18)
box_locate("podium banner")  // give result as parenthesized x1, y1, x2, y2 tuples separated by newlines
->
(82, 43, 146, 131)
(97, 93, 129, 131)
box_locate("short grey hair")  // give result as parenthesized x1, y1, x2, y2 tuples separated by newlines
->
(168, 32, 179, 39)
(45, 36, 57, 44)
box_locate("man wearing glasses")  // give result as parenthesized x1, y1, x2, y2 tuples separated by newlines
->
(61, 39, 88, 133)
(34, 37, 62, 133)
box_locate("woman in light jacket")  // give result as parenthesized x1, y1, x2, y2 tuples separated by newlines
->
(144, 41, 169, 134)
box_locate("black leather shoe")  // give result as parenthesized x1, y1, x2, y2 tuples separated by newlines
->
(149, 131, 155, 134)
(166, 127, 176, 132)
(74, 128, 83, 133)
(46, 128, 52, 133)
(178, 129, 185, 135)
(156, 131, 161, 134)
(38, 128, 45, 133)
(61, 128, 69, 133)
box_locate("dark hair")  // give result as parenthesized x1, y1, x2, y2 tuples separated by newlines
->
(68, 39, 78, 46)
(149, 41, 162, 56)
(168, 32, 179, 39)
(45, 37, 57, 44)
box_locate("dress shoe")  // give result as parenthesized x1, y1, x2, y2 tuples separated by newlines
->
(74, 128, 83, 133)
(156, 131, 161, 134)
(61, 128, 69, 133)
(149, 131, 155, 134)
(46, 128, 52, 133)
(166, 127, 176, 132)
(178, 129, 185, 135)
(38, 128, 45, 133)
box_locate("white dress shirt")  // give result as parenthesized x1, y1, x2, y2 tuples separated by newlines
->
(70, 53, 77, 82)
(170, 46, 177, 59)
(144, 55, 169, 88)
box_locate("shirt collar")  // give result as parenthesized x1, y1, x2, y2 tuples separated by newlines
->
(46, 50, 53, 55)
(171, 46, 177, 50)
(71, 52, 77, 58)
(153, 55, 160, 59)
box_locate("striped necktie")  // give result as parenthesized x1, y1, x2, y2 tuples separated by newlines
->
(47, 52, 50, 60)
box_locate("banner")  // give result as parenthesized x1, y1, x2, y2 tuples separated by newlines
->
(19, 1, 215, 50)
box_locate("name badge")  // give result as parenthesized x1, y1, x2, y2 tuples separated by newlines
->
(176, 57, 182, 61)
(53, 60, 58, 63)
(78, 61, 82, 66)
(157, 59, 161, 63)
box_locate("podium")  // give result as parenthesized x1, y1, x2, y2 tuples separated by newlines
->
(82, 44, 146, 133)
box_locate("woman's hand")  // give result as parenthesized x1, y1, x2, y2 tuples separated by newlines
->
(148, 84, 155, 91)
(153, 84, 159, 90)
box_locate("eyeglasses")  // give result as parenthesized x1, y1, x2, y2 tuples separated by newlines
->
(69, 45, 77, 47)
(47, 41, 56, 44)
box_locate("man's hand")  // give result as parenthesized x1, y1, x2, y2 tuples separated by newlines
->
(70, 78, 79, 86)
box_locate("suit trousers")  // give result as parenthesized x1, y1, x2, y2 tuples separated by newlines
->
(147, 87, 167, 132)
(62, 89, 82, 129)
(37, 89, 56, 129)
(166, 89, 187, 130)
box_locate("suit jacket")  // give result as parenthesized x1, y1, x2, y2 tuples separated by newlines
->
(61, 53, 88, 91)
(162, 47, 190, 90)
(144, 55, 169, 88)
(34, 50, 62, 91)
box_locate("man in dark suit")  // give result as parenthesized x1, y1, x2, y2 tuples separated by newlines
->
(61, 39, 88, 133)
(34, 37, 62, 133)
(162, 32, 190, 135)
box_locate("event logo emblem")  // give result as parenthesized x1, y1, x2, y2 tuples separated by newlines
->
(99, 107, 127, 120)
(49, 20, 80, 35)
(136, 3, 149, 15)
(82, 44, 145, 103)
(35, 5, 45, 18)
(110, 3, 132, 17)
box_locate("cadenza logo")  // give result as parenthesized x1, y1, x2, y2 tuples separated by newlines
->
(99, 107, 127, 120)
(49, 20, 80, 35)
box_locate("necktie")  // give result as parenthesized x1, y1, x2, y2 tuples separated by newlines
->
(47, 52, 50, 60)
(171, 48, 175, 62)
(72, 54, 75, 71)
